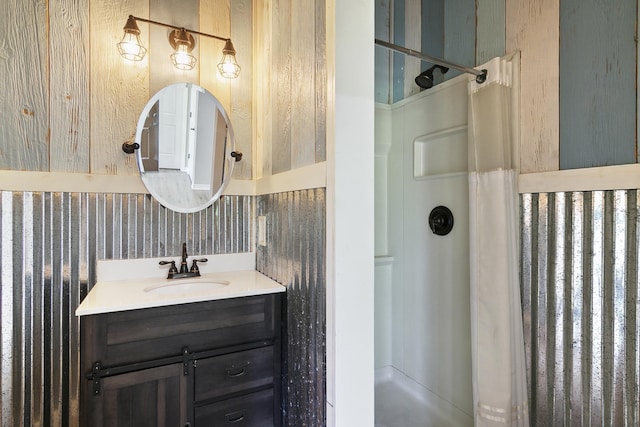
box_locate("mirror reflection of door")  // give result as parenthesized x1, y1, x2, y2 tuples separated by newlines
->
(185, 86, 199, 186)
(158, 84, 188, 170)
(191, 88, 217, 196)
(140, 101, 159, 171)
(134, 83, 237, 213)
(212, 108, 227, 192)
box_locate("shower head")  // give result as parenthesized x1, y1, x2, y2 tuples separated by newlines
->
(415, 65, 449, 89)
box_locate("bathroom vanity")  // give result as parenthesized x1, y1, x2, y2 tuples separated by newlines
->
(76, 254, 285, 427)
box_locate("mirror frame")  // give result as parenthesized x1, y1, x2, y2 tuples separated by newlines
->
(132, 83, 237, 213)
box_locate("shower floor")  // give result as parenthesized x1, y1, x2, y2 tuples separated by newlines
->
(375, 367, 473, 427)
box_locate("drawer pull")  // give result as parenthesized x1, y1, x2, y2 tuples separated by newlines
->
(225, 410, 245, 423)
(226, 363, 250, 377)
(227, 367, 246, 377)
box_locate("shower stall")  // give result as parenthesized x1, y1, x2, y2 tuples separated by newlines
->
(374, 74, 473, 427)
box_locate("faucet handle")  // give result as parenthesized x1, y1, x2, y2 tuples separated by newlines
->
(159, 260, 178, 274)
(189, 258, 208, 274)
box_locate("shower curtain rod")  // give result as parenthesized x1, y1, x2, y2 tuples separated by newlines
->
(375, 39, 487, 84)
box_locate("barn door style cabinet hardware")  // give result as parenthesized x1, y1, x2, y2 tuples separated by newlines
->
(80, 294, 283, 426)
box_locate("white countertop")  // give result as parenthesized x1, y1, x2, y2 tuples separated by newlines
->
(76, 253, 285, 316)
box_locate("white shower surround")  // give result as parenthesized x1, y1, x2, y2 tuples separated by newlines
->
(375, 75, 473, 426)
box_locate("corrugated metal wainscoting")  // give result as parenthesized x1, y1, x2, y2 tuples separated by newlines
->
(521, 190, 640, 426)
(0, 192, 251, 427)
(256, 189, 326, 427)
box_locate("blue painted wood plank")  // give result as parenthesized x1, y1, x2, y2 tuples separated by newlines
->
(421, 0, 444, 77)
(444, 0, 475, 80)
(560, 0, 637, 169)
(393, 0, 405, 103)
(476, 0, 505, 64)
(375, 0, 391, 103)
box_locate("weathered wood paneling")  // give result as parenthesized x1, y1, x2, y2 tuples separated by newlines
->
(0, 0, 326, 182)
(254, 0, 272, 178)
(291, 0, 317, 168)
(506, 0, 559, 173)
(443, 0, 475, 79)
(89, 0, 149, 175)
(271, 0, 292, 174)
(375, 0, 391, 103)
(476, 0, 505, 65)
(404, 0, 422, 99)
(200, 0, 254, 180)
(559, 0, 636, 169)
(230, 0, 253, 179)
(150, 0, 199, 94)
(253, 0, 327, 176)
(200, 0, 231, 113)
(314, 0, 327, 163)
(1, 0, 252, 180)
(421, 0, 444, 76)
(392, 0, 405, 103)
(379, 0, 482, 101)
(49, 0, 90, 173)
(0, 0, 49, 171)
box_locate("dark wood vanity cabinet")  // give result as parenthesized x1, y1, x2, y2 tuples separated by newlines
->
(80, 294, 283, 427)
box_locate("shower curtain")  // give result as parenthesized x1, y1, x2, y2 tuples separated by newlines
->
(467, 55, 529, 426)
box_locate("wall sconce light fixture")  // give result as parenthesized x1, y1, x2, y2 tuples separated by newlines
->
(117, 16, 147, 61)
(118, 15, 241, 78)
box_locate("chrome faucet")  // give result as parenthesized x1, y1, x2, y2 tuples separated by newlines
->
(159, 243, 208, 279)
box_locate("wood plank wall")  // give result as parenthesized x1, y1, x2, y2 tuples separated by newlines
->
(559, 0, 636, 169)
(254, 0, 326, 177)
(375, 0, 391, 104)
(507, 0, 637, 173)
(443, 0, 475, 80)
(376, 0, 502, 104)
(1, 0, 52, 172)
(476, 0, 505, 65)
(0, 0, 253, 180)
(379, 0, 637, 173)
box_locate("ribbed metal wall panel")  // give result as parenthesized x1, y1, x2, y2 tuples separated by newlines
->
(256, 189, 326, 427)
(0, 191, 250, 427)
(521, 190, 640, 426)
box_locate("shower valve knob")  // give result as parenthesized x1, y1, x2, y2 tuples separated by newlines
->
(428, 206, 454, 236)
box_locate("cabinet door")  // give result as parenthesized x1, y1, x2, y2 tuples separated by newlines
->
(90, 363, 191, 427)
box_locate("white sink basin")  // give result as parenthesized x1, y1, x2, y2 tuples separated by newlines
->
(144, 279, 230, 295)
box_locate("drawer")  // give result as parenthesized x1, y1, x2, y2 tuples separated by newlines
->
(195, 388, 274, 427)
(195, 346, 274, 402)
(81, 294, 280, 366)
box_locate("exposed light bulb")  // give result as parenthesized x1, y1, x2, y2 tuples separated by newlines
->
(217, 40, 240, 79)
(169, 29, 197, 70)
(171, 44, 197, 70)
(117, 17, 147, 61)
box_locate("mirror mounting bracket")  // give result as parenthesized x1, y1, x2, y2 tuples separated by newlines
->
(231, 151, 243, 162)
(122, 142, 140, 154)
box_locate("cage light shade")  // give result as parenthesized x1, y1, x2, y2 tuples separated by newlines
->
(117, 17, 147, 61)
(171, 43, 197, 70)
(169, 29, 197, 70)
(217, 40, 241, 78)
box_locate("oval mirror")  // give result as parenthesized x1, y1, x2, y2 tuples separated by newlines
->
(133, 83, 238, 213)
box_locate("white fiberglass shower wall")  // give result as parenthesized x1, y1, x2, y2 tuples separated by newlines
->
(375, 75, 473, 427)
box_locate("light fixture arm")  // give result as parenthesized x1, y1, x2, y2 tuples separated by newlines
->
(127, 15, 230, 43)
